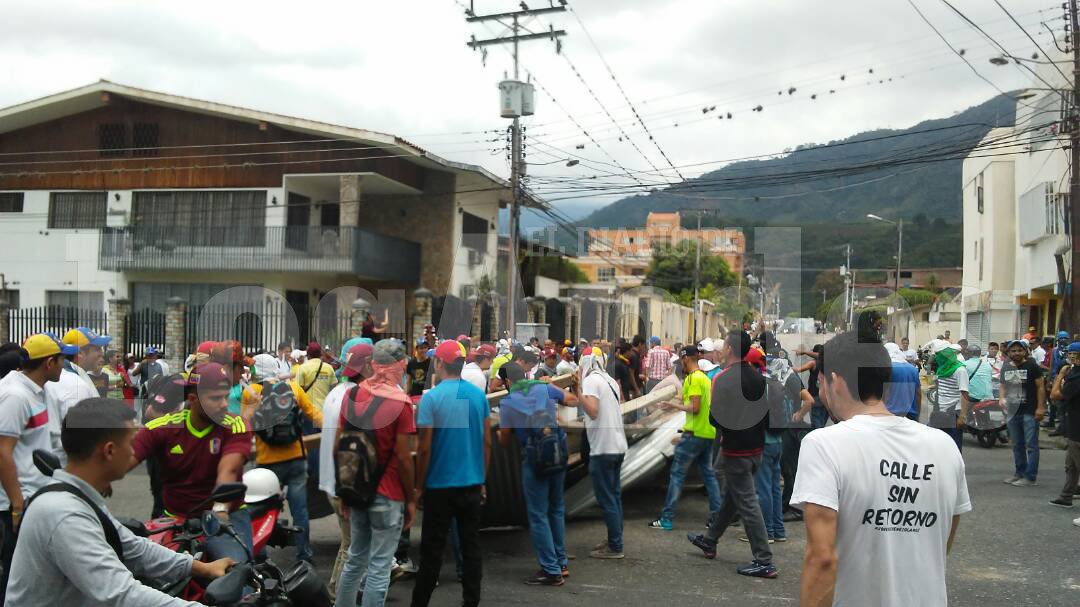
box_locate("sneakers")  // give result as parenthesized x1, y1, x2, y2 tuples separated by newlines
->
(649, 518, 673, 531)
(1074, 517, 1080, 527)
(738, 536, 775, 544)
(1011, 478, 1039, 487)
(589, 545, 625, 559)
(561, 566, 569, 578)
(687, 533, 717, 559)
(736, 560, 779, 579)
(782, 509, 804, 522)
(773, 536, 788, 543)
(524, 570, 564, 586)
(1002, 475, 1021, 484)
(1049, 497, 1074, 508)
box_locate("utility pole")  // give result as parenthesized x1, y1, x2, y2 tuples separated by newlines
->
(1068, 0, 1080, 331)
(843, 243, 853, 330)
(692, 211, 702, 342)
(464, 3, 566, 339)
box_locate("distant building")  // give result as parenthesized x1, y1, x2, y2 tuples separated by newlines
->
(577, 212, 745, 287)
(855, 267, 963, 290)
(960, 57, 1070, 345)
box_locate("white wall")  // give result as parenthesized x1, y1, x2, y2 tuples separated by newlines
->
(449, 189, 499, 297)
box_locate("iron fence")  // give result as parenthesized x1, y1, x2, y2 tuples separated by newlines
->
(6, 306, 107, 345)
(126, 309, 165, 356)
(184, 300, 352, 356)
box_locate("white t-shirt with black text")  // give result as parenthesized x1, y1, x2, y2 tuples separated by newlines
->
(790, 415, 972, 607)
(581, 371, 628, 456)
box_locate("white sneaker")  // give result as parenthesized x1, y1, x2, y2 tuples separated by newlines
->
(1011, 478, 1038, 487)
(1073, 517, 1080, 527)
(1003, 476, 1021, 484)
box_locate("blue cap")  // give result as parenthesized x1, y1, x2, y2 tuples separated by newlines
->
(1058, 330, 1070, 339)
(650, 336, 660, 345)
(426, 348, 436, 358)
(1068, 342, 1080, 353)
(145, 346, 160, 355)
(43, 332, 79, 356)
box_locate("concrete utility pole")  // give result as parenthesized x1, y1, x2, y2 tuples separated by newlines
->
(1069, 0, 1080, 331)
(693, 211, 702, 342)
(465, 3, 566, 339)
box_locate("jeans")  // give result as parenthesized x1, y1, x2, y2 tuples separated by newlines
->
(1061, 439, 1080, 502)
(448, 517, 464, 579)
(521, 462, 568, 575)
(780, 428, 806, 511)
(206, 508, 254, 564)
(810, 404, 829, 430)
(264, 458, 312, 562)
(411, 486, 483, 607)
(705, 454, 772, 564)
(589, 454, 624, 552)
(754, 442, 785, 539)
(660, 434, 723, 522)
(1007, 413, 1040, 481)
(329, 497, 353, 596)
(335, 495, 405, 607)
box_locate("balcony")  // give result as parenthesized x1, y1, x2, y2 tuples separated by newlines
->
(99, 225, 420, 283)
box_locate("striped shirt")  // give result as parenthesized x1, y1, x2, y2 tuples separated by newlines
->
(0, 370, 53, 510)
(645, 346, 673, 380)
(934, 366, 969, 414)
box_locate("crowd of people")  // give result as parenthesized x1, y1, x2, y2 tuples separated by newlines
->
(0, 316, 1077, 606)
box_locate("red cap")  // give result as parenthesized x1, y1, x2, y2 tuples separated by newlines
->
(342, 344, 374, 378)
(434, 340, 466, 364)
(306, 341, 322, 357)
(456, 334, 469, 342)
(475, 344, 497, 358)
(744, 347, 766, 371)
(542, 348, 557, 359)
(187, 362, 232, 389)
(196, 341, 218, 355)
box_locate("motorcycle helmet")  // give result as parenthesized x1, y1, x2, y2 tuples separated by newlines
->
(243, 468, 282, 503)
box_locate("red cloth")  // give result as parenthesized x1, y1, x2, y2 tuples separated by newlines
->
(133, 410, 252, 516)
(339, 382, 417, 502)
(744, 348, 766, 373)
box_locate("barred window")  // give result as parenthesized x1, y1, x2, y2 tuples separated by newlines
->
(0, 192, 23, 212)
(48, 191, 107, 229)
(132, 123, 159, 157)
(132, 190, 267, 246)
(99, 123, 127, 157)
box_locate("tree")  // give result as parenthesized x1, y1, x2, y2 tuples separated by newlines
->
(646, 240, 735, 294)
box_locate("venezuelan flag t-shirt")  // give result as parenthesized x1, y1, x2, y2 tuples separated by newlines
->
(0, 370, 53, 510)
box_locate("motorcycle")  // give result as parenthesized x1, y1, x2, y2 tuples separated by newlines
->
(963, 399, 1010, 448)
(31, 450, 330, 607)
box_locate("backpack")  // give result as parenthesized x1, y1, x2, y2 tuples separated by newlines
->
(519, 384, 568, 477)
(335, 385, 389, 510)
(252, 381, 304, 447)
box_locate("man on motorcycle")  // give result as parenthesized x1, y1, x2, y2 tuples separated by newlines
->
(8, 397, 233, 606)
(130, 362, 255, 564)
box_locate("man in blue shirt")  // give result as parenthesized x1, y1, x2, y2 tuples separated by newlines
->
(412, 340, 491, 607)
(884, 343, 921, 419)
(497, 363, 577, 586)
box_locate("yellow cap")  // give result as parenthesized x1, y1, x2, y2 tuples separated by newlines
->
(22, 334, 63, 360)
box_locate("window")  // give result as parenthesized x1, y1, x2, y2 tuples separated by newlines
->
(98, 123, 127, 157)
(976, 173, 984, 214)
(48, 192, 107, 229)
(597, 267, 616, 283)
(0, 289, 18, 307)
(132, 190, 267, 246)
(461, 212, 488, 253)
(900, 271, 912, 278)
(0, 192, 23, 213)
(46, 290, 104, 311)
(132, 122, 159, 157)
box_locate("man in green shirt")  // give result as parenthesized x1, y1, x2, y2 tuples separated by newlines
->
(650, 345, 724, 530)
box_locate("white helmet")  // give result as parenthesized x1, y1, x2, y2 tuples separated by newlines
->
(242, 468, 282, 503)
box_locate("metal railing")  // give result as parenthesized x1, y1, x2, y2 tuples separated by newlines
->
(99, 225, 420, 282)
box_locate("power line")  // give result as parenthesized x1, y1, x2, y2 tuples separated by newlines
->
(565, 1, 685, 181)
(992, 0, 1071, 84)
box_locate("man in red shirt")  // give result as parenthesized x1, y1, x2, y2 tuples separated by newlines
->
(130, 362, 253, 564)
(333, 339, 417, 607)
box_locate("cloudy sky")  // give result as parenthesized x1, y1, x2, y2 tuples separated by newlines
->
(0, 0, 1060, 227)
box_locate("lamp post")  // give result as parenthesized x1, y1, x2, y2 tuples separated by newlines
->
(867, 214, 903, 296)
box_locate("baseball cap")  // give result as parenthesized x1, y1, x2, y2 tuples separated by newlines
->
(306, 341, 322, 358)
(697, 337, 715, 352)
(475, 344, 497, 359)
(196, 341, 218, 355)
(186, 362, 232, 389)
(679, 345, 700, 358)
(22, 333, 69, 360)
(373, 339, 407, 365)
(252, 353, 287, 381)
(456, 334, 470, 342)
(145, 346, 160, 356)
(542, 348, 557, 359)
(698, 359, 717, 372)
(145, 373, 186, 413)
(650, 336, 660, 346)
(42, 332, 79, 356)
(1059, 331, 1071, 339)
(290, 349, 305, 361)
(342, 343, 375, 378)
(1068, 342, 1080, 353)
(434, 340, 466, 364)
(62, 327, 112, 348)
(1005, 339, 1030, 350)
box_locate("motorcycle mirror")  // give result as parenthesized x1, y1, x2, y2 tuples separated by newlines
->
(210, 482, 247, 504)
(203, 563, 252, 605)
(201, 511, 221, 537)
(32, 449, 60, 477)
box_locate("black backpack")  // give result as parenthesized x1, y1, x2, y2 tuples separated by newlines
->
(22, 483, 123, 561)
(335, 385, 389, 510)
(519, 384, 568, 477)
(252, 381, 304, 447)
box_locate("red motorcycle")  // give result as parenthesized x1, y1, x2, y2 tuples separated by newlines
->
(32, 450, 329, 606)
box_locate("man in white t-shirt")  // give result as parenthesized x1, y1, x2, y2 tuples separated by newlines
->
(579, 354, 628, 559)
(791, 331, 971, 607)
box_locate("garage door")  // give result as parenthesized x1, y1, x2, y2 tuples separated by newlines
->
(965, 312, 989, 350)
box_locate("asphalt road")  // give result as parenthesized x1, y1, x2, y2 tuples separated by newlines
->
(111, 429, 1078, 607)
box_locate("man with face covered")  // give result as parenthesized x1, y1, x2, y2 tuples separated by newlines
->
(129, 362, 254, 564)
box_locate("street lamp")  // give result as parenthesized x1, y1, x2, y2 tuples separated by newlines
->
(867, 213, 903, 298)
